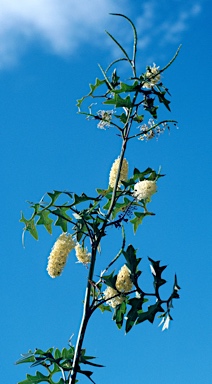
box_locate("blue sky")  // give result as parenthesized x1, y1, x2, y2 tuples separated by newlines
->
(0, 1, 211, 383)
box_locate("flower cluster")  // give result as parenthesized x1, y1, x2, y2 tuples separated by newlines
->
(133, 180, 157, 201)
(103, 265, 133, 308)
(97, 110, 113, 129)
(47, 233, 76, 278)
(142, 63, 161, 88)
(109, 157, 128, 188)
(139, 119, 166, 141)
(115, 265, 133, 292)
(103, 286, 125, 308)
(75, 243, 91, 264)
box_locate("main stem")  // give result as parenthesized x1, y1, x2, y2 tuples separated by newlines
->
(69, 242, 97, 383)
(69, 109, 134, 383)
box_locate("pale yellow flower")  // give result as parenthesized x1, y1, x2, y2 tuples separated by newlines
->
(133, 180, 157, 201)
(75, 243, 91, 264)
(103, 265, 133, 308)
(109, 157, 128, 188)
(116, 264, 133, 292)
(143, 63, 161, 88)
(103, 286, 125, 308)
(47, 233, 76, 278)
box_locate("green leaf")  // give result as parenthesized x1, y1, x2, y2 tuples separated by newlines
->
(133, 114, 144, 123)
(54, 348, 61, 359)
(16, 352, 35, 365)
(98, 304, 112, 313)
(76, 78, 105, 110)
(125, 297, 144, 333)
(53, 207, 72, 232)
(104, 94, 133, 108)
(143, 97, 158, 119)
(105, 30, 130, 62)
(61, 346, 75, 359)
(20, 213, 38, 240)
(130, 212, 145, 234)
(136, 302, 164, 325)
(113, 81, 139, 94)
(103, 271, 117, 289)
(37, 211, 53, 234)
(111, 69, 120, 87)
(88, 78, 106, 95)
(47, 191, 62, 206)
(96, 187, 112, 196)
(149, 258, 167, 288)
(133, 167, 154, 180)
(113, 301, 127, 329)
(122, 245, 141, 274)
(73, 193, 95, 206)
(114, 112, 128, 124)
(17, 371, 50, 384)
(112, 197, 132, 219)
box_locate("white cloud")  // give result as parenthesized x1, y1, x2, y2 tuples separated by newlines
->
(0, 0, 123, 69)
(0, 0, 203, 70)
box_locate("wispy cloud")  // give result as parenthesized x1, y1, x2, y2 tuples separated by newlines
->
(0, 0, 203, 70)
(135, 2, 202, 52)
(0, 0, 123, 69)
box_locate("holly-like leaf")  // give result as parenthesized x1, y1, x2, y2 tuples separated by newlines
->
(53, 207, 72, 232)
(122, 245, 141, 274)
(133, 167, 154, 181)
(114, 112, 128, 124)
(36, 211, 53, 234)
(125, 297, 144, 333)
(20, 213, 38, 240)
(103, 271, 117, 289)
(104, 94, 133, 108)
(88, 78, 106, 95)
(149, 258, 167, 288)
(17, 371, 50, 384)
(73, 193, 96, 206)
(76, 78, 106, 110)
(113, 81, 139, 94)
(47, 190, 62, 206)
(136, 302, 164, 325)
(113, 301, 127, 329)
(130, 212, 145, 234)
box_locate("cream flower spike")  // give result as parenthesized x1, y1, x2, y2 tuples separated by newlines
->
(109, 157, 128, 188)
(47, 233, 76, 278)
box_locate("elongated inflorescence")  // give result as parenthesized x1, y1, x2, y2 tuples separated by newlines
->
(47, 233, 76, 278)
(109, 157, 128, 188)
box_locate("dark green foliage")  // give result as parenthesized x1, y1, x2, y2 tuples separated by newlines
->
(113, 301, 127, 329)
(16, 347, 103, 384)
